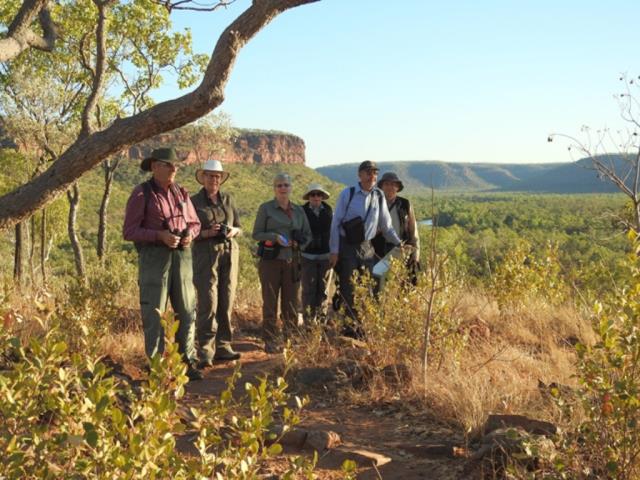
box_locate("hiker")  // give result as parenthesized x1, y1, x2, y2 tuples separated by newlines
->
(329, 160, 402, 338)
(252, 173, 312, 353)
(191, 159, 242, 367)
(123, 147, 202, 381)
(372, 172, 420, 280)
(300, 183, 333, 324)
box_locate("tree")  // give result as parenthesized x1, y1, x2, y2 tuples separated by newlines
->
(0, 0, 57, 62)
(0, 0, 320, 231)
(549, 74, 640, 233)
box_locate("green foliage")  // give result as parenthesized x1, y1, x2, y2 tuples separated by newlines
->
(351, 257, 466, 370)
(0, 309, 314, 479)
(552, 235, 640, 479)
(492, 240, 568, 309)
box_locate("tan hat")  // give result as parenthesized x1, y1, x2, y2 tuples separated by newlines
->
(196, 159, 230, 185)
(302, 182, 330, 200)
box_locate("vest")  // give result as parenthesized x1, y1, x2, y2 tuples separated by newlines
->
(302, 201, 332, 254)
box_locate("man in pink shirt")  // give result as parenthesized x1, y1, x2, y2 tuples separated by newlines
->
(123, 147, 203, 381)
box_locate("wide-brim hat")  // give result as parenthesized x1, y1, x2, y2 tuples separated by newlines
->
(141, 147, 180, 172)
(302, 182, 330, 200)
(377, 171, 404, 192)
(196, 159, 230, 185)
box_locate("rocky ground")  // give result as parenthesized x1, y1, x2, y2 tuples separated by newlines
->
(180, 336, 470, 479)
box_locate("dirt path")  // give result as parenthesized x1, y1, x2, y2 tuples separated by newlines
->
(182, 336, 468, 479)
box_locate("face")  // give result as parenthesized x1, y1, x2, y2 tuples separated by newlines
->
(274, 180, 291, 200)
(151, 160, 177, 184)
(358, 168, 378, 190)
(202, 171, 223, 195)
(381, 181, 399, 199)
(308, 191, 324, 207)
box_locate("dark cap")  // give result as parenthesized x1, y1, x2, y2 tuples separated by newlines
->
(358, 160, 379, 172)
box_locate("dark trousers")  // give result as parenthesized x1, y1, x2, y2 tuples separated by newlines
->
(258, 259, 301, 343)
(138, 245, 197, 362)
(336, 237, 376, 322)
(301, 257, 331, 322)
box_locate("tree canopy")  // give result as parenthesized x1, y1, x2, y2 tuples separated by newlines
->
(0, 0, 319, 231)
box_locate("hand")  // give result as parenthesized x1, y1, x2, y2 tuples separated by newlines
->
(158, 230, 180, 249)
(226, 227, 240, 239)
(180, 232, 193, 247)
(329, 253, 338, 268)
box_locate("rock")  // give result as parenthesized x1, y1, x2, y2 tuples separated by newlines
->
(334, 359, 374, 388)
(303, 429, 341, 452)
(317, 446, 392, 469)
(484, 414, 557, 437)
(381, 363, 412, 386)
(335, 335, 368, 350)
(294, 367, 338, 387)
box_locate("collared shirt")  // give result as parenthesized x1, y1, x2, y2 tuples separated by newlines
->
(191, 188, 241, 245)
(123, 179, 201, 244)
(329, 183, 401, 254)
(252, 199, 312, 261)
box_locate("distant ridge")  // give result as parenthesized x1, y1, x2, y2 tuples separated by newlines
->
(316, 156, 627, 193)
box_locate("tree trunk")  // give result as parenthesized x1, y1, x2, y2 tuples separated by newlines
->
(0, 0, 318, 231)
(97, 157, 120, 261)
(40, 208, 47, 284)
(66, 183, 86, 279)
(13, 222, 24, 285)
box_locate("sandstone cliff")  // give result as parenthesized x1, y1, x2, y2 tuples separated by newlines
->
(129, 129, 306, 166)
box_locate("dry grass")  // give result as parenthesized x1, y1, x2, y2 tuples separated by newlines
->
(293, 287, 594, 436)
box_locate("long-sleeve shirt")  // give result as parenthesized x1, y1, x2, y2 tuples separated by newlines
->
(252, 199, 312, 261)
(329, 184, 401, 254)
(123, 179, 201, 244)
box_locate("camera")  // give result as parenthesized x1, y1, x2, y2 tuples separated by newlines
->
(217, 223, 229, 237)
(171, 228, 189, 250)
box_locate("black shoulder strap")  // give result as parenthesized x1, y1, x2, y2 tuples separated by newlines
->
(141, 180, 153, 224)
(344, 186, 356, 212)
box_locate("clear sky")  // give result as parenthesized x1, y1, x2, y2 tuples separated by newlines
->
(154, 0, 640, 168)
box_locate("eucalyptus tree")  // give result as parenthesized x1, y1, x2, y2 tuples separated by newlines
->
(0, 0, 57, 62)
(0, 0, 320, 233)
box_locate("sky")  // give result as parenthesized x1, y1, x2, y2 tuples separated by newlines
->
(154, 0, 640, 168)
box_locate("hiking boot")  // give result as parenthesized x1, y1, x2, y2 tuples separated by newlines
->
(214, 346, 241, 361)
(186, 363, 204, 381)
(197, 358, 214, 370)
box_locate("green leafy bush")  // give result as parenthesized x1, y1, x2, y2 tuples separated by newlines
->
(0, 312, 314, 479)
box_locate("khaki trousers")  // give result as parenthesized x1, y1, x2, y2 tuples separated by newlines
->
(258, 258, 301, 343)
(193, 241, 239, 363)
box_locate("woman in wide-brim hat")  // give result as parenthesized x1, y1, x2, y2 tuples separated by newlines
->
(191, 159, 242, 366)
(300, 183, 333, 325)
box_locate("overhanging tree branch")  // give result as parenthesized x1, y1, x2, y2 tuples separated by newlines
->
(0, 0, 58, 62)
(0, 0, 320, 230)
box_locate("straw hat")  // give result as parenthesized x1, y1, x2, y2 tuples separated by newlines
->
(302, 182, 330, 200)
(195, 159, 230, 185)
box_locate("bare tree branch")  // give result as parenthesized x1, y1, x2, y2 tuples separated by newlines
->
(0, 0, 320, 230)
(0, 0, 58, 62)
(153, 0, 236, 13)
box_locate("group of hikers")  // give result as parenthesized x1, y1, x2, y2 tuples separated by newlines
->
(123, 147, 420, 381)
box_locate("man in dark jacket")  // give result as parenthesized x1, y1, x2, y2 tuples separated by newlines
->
(301, 183, 333, 324)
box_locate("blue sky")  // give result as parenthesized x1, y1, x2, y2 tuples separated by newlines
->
(155, 0, 640, 167)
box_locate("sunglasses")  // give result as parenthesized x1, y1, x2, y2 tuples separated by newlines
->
(309, 192, 324, 197)
(275, 183, 290, 188)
